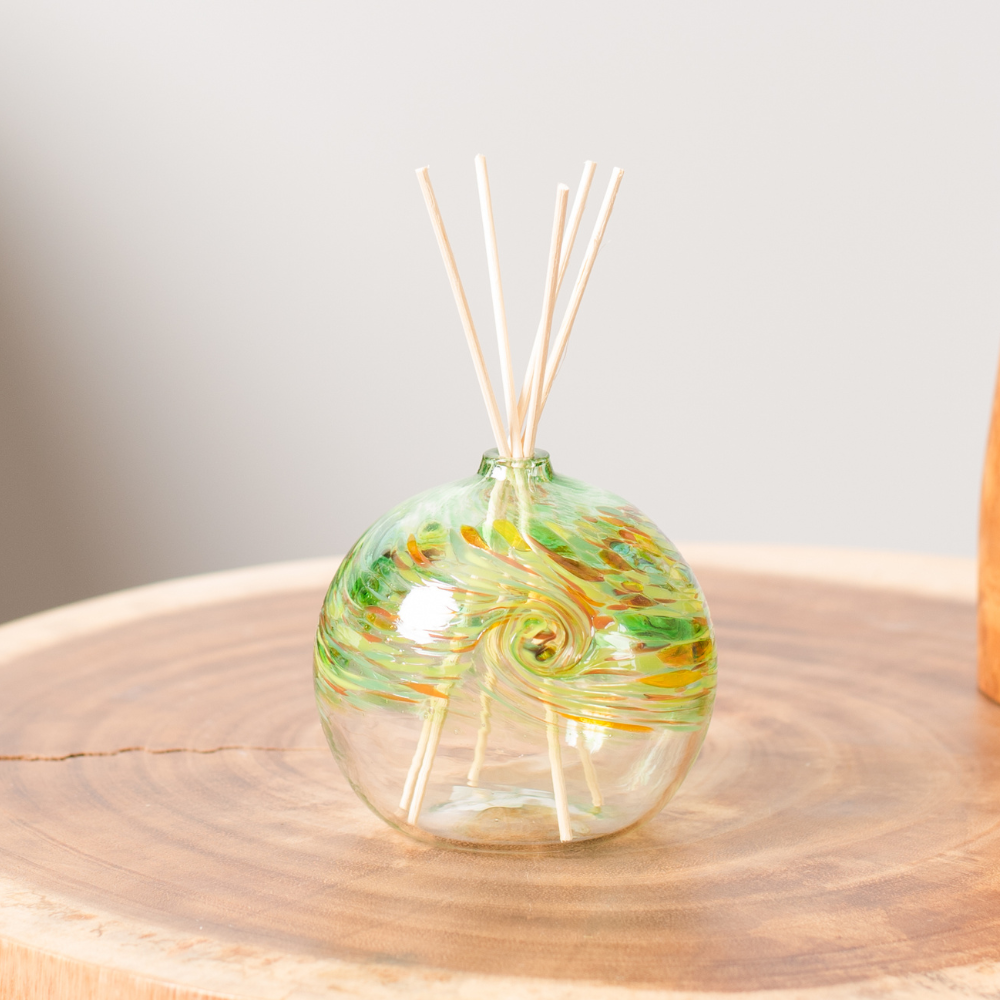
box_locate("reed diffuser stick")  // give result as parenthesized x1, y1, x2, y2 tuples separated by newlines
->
(538, 168, 625, 415)
(407, 697, 449, 825)
(399, 713, 433, 811)
(557, 160, 597, 292)
(517, 160, 597, 426)
(546, 705, 573, 842)
(416, 166, 510, 456)
(475, 155, 522, 457)
(466, 669, 496, 787)
(523, 185, 568, 456)
(577, 744, 603, 808)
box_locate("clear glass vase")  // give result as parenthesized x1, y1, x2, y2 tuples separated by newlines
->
(314, 450, 716, 850)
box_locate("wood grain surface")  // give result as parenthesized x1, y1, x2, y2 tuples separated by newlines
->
(1, 558, 999, 999)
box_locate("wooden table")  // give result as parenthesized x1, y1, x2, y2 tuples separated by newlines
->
(1, 550, 998, 999)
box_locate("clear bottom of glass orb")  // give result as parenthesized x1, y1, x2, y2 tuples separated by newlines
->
(318, 688, 706, 850)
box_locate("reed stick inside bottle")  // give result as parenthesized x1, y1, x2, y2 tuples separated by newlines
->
(546, 704, 573, 842)
(577, 743, 603, 809)
(407, 697, 449, 826)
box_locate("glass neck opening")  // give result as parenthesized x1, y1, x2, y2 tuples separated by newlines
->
(478, 449, 553, 482)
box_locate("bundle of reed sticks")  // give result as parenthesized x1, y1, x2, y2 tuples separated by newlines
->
(417, 157, 623, 456)
(402, 158, 624, 841)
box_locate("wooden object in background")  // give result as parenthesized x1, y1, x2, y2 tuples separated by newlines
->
(1, 554, 999, 999)
(980, 357, 1000, 703)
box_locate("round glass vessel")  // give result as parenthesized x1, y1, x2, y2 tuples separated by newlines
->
(314, 450, 716, 849)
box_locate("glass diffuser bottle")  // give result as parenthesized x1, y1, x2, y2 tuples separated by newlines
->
(315, 450, 716, 848)
(315, 156, 716, 848)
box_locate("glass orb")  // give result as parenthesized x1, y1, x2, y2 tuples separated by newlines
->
(315, 450, 716, 849)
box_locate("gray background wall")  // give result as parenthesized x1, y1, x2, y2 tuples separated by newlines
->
(0, 1, 997, 623)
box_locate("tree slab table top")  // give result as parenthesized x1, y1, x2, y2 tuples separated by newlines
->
(1, 552, 998, 1000)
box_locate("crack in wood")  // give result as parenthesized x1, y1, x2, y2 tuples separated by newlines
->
(0, 746, 327, 762)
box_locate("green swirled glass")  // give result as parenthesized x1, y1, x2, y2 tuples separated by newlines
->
(315, 450, 716, 849)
